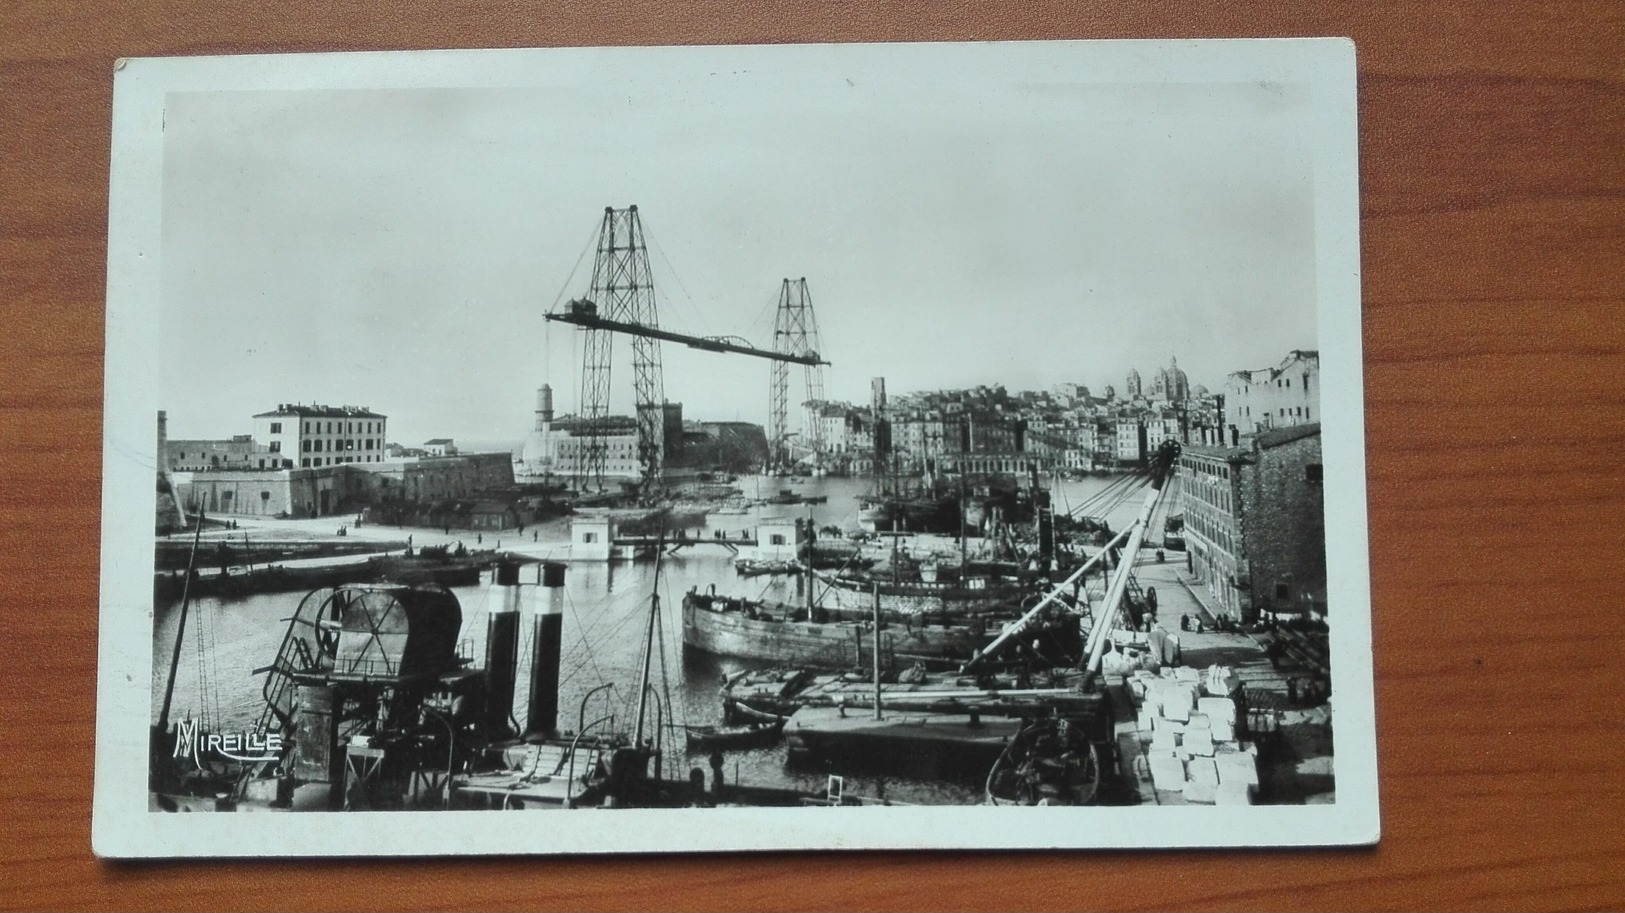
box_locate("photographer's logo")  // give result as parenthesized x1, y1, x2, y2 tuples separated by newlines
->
(172, 719, 283, 767)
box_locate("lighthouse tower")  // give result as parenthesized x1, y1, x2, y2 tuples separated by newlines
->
(518, 385, 558, 480)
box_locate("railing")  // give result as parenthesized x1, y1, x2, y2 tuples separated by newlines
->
(578, 682, 619, 734)
(564, 715, 617, 809)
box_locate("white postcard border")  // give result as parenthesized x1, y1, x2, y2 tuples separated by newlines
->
(93, 38, 1374, 857)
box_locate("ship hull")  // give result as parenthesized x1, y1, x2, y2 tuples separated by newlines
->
(683, 595, 986, 668)
(857, 496, 961, 534)
(811, 571, 1026, 618)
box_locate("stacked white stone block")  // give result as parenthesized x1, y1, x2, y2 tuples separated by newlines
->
(1130, 666, 1258, 804)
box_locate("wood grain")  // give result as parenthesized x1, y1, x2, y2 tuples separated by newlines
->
(1, 2, 1621, 909)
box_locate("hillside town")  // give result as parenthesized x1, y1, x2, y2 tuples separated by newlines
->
(157, 347, 1324, 627)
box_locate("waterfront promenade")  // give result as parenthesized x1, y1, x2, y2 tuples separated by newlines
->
(188, 513, 580, 562)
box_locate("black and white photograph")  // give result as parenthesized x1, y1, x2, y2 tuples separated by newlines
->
(94, 39, 1374, 856)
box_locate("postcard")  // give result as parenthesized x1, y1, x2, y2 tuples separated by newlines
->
(94, 38, 1374, 856)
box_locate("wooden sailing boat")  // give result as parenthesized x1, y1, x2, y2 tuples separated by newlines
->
(149, 507, 244, 812)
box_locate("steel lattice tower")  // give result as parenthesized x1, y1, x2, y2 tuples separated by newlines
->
(769, 278, 825, 472)
(575, 206, 665, 493)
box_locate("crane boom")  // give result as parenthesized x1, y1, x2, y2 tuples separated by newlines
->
(546, 307, 828, 366)
(1081, 440, 1183, 681)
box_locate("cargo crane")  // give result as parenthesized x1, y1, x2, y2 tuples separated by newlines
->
(544, 206, 828, 496)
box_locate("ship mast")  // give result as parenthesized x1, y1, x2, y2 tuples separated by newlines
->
(157, 506, 207, 737)
(633, 531, 666, 746)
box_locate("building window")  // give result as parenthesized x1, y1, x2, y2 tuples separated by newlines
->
(1275, 582, 1291, 600)
(301, 458, 309, 468)
(582, 532, 598, 544)
(269, 441, 281, 453)
(270, 422, 282, 433)
(1306, 463, 1324, 483)
(302, 439, 311, 452)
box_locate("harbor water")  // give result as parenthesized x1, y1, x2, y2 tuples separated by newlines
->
(151, 472, 1154, 806)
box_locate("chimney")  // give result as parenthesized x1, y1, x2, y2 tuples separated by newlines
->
(524, 562, 567, 740)
(483, 559, 523, 737)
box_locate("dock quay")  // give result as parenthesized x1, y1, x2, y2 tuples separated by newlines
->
(449, 740, 845, 810)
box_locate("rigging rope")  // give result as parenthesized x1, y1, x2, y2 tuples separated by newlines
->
(547, 221, 601, 314)
(561, 587, 609, 692)
(642, 214, 713, 339)
(743, 286, 780, 349)
(1066, 471, 1144, 520)
(191, 596, 209, 730)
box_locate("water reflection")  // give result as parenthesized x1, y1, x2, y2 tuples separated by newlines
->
(152, 473, 1144, 805)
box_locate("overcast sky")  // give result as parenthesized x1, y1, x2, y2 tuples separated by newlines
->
(159, 53, 1318, 447)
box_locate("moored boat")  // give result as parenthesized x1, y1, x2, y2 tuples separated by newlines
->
(733, 557, 798, 578)
(985, 717, 1103, 806)
(810, 568, 1029, 619)
(682, 587, 992, 668)
(683, 717, 786, 751)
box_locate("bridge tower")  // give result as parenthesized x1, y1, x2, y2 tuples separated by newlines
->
(574, 206, 666, 494)
(768, 278, 825, 472)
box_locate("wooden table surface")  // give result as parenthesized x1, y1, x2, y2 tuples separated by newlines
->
(2, 2, 1621, 910)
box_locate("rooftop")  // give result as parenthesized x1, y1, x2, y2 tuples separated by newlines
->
(254, 403, 386, 419)
(1255, 422, 1322, 450)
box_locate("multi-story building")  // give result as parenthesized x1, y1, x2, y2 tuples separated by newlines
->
(1144, 409, 1183, 453)
(517, 384, 684, 481)
(524, 416, 643, 479)
(252, 404, 388, 470)
(165, 405, 521, 519)
(176, 452, 515, 519)
(1237, 424, 1326, 613)
(1068, 422, 1097, 457)
(1176, 422, 1325, 622)
(1222, 350, 1320, 443)
(166, 434, 276, 472)
(817, 404, 856, 456)
(1114, 417, 1143, 465)
(1177, 444, 1249, 618)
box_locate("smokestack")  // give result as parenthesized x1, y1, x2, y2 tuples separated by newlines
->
(525, 562, 567, 740)
(535, 385, 554, 430)
(483, 560, 523, 736)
